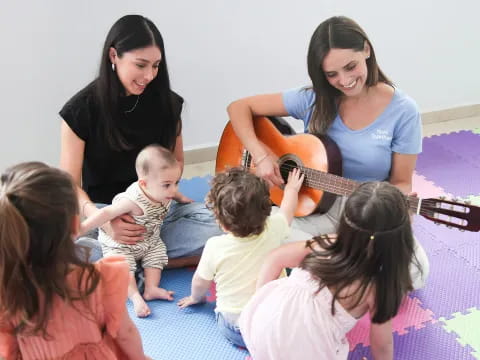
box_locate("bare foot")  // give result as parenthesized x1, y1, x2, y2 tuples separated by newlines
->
(130, 292, 151, 318)
(143, 287, 175, 301)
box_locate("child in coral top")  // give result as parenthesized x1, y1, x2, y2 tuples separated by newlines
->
(0, 162, 150, 360)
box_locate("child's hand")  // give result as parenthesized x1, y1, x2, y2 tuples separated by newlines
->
(177, 295, 205, 309)
(284, 168, 305, 193)
(174, 191, 194, 204)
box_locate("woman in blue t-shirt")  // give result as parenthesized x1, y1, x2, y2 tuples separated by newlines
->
(227, 16, 428, 289)
(60, 15, 222, 267)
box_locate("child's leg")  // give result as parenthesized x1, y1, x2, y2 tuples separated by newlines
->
(143, 267, 174, 301)
(142, 239, 173, 300)
(128, 273, 151, 318)
(109, 245, 151, 318)
(216, 312, 246, 348)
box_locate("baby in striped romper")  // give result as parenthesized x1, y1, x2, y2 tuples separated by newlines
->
(80, 144, 181, 317)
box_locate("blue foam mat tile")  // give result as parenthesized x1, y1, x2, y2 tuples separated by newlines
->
(179, 176, 212, 203)
(128, 268, 248, 360)
(348, 323, 476, 360)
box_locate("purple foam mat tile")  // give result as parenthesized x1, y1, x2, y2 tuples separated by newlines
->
(415, 147, 480, 198)
(412, 216, 449, 255)
(348, 323, 475, 360)
(453, 244, 480, 272)
(424, 131, 480, 167)
(412, 249, 480, 317)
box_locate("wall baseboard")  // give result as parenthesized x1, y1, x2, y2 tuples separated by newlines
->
(421, 104, 480, 124)
(185, 104, 480, 164)
(184, 145, 218, 165)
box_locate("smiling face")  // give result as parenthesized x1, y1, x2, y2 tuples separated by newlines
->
(322, 45, 370, 97)
(110, 45, 162, 96)
(140, 164, 181, 204)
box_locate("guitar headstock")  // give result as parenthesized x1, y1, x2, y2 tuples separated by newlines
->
(416, 197, 480, 232)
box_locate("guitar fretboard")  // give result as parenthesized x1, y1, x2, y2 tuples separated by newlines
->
(244, 150, 422, 213)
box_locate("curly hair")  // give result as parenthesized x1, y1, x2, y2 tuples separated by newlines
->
(206, 168, 271, 237)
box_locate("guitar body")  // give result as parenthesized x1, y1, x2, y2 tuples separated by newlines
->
(215, 116, 343, 217)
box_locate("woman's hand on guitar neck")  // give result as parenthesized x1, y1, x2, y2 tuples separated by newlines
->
(255, 155, 284, 188)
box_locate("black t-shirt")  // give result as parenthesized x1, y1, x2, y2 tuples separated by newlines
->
(60, 81, 183, 204)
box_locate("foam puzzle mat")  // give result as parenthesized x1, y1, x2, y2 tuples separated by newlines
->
(129, 130, 480, 359)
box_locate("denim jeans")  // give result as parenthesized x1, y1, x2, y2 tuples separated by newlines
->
(75, 201, 223, 262)
(216, 312, 246, 348)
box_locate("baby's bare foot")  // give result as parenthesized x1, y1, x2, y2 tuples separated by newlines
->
(143, 287, 175, 301)
(130, 292, 151, 317)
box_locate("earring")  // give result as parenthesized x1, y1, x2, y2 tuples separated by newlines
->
(111, 63, 115, 72)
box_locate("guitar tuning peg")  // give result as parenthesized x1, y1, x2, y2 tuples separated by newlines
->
(446, 225, 452, 229)
(439, 196, 445, 200)
(464, 200, 471, 205)
(451, 198, 458, 203)
(434, 222, 440, 226)
(460, 229, 465, 232)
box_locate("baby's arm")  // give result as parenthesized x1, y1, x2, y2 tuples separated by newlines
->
(79, 198, 140, 236)
(256, 240, 312, 289)
(177, 272, 212, 308)
(116, 310, 149, 360)
(279, 168, 305, 224)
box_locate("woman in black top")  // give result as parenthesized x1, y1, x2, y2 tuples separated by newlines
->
(60, 14, 222, 266)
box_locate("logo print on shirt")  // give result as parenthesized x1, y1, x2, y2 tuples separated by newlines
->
(371, 129, 392, 141)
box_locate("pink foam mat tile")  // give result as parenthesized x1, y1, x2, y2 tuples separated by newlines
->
(348, 322, 476, 360)
(346, 296, 436, 350)
(412, 173, 452, 199)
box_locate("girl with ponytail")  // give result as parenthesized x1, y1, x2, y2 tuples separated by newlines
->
(0, 162, 149, 359)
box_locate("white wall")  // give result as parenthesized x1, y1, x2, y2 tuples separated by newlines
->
(0, 0, 479, 169)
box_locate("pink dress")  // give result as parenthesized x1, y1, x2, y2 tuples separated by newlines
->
(239, 268, 358, 360)
(0, 256, 130, 360)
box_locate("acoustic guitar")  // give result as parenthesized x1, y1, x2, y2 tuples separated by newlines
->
(215, 116, 480, 232)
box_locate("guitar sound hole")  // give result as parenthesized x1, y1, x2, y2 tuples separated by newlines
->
(279, 160, 299, 183)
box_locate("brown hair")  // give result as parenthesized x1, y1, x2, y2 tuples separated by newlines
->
(135, 144, 178, 177)
(301, 182, 418, 323)
(307, 16, 393, 135)
(0, 162, 100, 336)
(206, 168, 271, 237)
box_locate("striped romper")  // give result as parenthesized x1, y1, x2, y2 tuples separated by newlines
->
(98, 182, 170, 272)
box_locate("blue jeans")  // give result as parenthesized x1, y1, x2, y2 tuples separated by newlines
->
(216, 312, 246, 348)
(75, 201, 223, 262)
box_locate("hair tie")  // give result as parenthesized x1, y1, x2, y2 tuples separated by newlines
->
(344, 213, 408, 237)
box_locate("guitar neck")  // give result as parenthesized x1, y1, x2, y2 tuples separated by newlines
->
(296, 166, 422, 213)
(301, 166, 358, 197)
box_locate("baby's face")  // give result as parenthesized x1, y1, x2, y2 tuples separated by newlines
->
(143, 164, 181, 204)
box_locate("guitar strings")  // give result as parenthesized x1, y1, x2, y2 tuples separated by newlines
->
(245, 155, 469, 224)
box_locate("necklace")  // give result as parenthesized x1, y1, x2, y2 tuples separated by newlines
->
(125, 95, 140, 113)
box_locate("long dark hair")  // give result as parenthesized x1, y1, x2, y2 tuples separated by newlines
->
(96, 14, 180, 151)
(307, 16, 393, 135)
(0, 162, 100, 336)
(301, 182, 418, 323)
